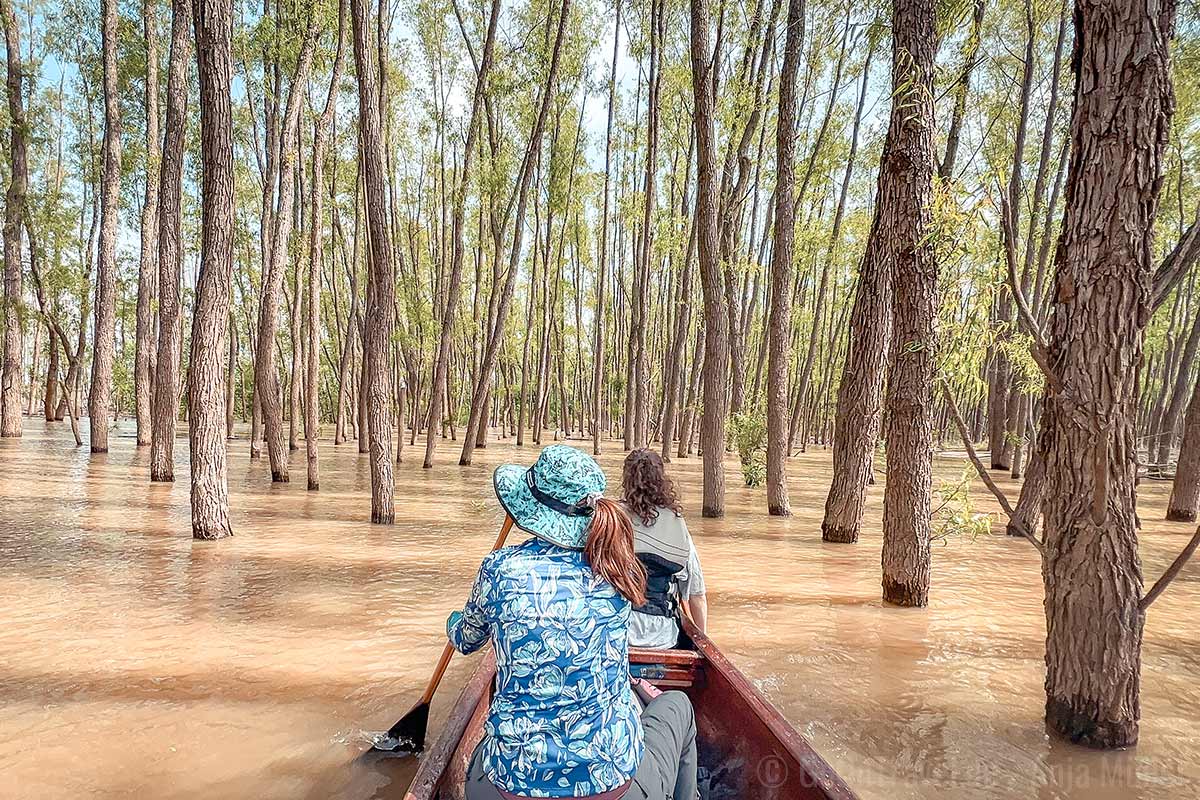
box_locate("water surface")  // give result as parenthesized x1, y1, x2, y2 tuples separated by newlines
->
(1, 420, 1197, 799)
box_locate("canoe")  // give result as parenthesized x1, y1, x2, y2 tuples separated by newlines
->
(402, 618, 857, 800)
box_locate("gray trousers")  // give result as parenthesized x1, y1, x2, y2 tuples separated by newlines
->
(465, 691, 698, 800)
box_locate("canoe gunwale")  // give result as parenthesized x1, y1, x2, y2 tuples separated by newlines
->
(403, 650, 495, 800)
(401, 623, 856, 800)
(681, 618, 857, 800)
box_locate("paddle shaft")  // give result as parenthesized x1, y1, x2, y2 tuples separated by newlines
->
(417, 515, 514, 705)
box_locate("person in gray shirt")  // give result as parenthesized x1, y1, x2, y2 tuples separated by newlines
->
(620, 448, 709, 649)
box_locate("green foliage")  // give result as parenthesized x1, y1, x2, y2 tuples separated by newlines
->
(730, 411, 766, 488)
(931, 467, 994, 544)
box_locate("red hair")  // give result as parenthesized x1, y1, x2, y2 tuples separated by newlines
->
(584, 498, 647, 606)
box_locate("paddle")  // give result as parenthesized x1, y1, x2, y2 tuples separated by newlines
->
(369, 514, 515, 756)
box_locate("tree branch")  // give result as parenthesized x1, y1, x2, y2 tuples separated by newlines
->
(1151, 206, 1200, 311)
(942, 381, 1045, 556)
(1000, 193, 1063, 398)
(1140, 525, 1200, 611)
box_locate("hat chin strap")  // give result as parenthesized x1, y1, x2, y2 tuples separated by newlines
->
(524, 468, 596, 518)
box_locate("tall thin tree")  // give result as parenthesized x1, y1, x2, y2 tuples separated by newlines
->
(190, 0, 236, 539)
(765, 0, 804, 516)
(88, 0, 123, 453)
(306, 0, 348, 490)
(592, 0, 620, 456)
(351, 0, 397, 522)
(423, 0, 500, 469)
(690, 0, 729, 518)
(149, 0, 191, 482)
(0, 0, 26, 438)
(254, 11, 322, 483)
(880, 0, 938, 606)
(135, 0, 162, 446)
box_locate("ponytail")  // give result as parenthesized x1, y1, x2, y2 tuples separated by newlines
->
(585, 498, 647, 606)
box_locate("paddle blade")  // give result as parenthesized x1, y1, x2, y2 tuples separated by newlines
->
(369, 701, 430, 755)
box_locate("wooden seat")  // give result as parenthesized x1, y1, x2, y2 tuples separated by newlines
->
(629, 646, 704, 688)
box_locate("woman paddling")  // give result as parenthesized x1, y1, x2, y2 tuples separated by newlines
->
(620, 449, 708, 650)
(447, 445, 698, 800)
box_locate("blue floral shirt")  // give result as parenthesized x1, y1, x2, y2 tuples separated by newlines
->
(448, 538, 644, 798)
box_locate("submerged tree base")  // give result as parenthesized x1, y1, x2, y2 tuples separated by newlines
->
(882, 578, 928, 608)
(1165, 508, 1196, 522)
(193, 526, 233, 541)
(822, 525, 858, 544)
(1046, 696, 1138, 749)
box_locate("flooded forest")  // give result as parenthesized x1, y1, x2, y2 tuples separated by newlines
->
(0, 0, 1198, 796)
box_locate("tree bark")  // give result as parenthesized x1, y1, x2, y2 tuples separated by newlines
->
(0, 0, 26, 438)
(135, 0, 162, 447)
(880, 0, 937, 606)
(351, 0, 397, 522)
(88, 0, 123, 453)
(690, 0, 729, 518)
(765, 0, 804, 516)
(150, 0, 190, 482)
(1040, 0, 1176, 749)
(190, 0, 236, 540)
(819, 48, 908, 543)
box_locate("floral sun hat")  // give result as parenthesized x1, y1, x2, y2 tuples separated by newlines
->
(493, 444, 607, 550)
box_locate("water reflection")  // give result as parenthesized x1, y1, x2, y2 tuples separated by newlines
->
(0, 421, 1197, 799)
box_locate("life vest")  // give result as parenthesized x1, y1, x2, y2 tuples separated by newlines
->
(630, 508, 689, 619)
(635, 552, 686, 617)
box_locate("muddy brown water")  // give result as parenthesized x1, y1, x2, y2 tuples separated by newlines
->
(1, 420, 1198, 799)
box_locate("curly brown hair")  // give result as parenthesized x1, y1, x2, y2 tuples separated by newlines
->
(621, 448, 683, 527)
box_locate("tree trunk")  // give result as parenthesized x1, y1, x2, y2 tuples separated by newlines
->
(306, 0, 347, 490)
(254, 17, 321, 483)
(0, 0, 27, 438)
(660, 139, 695, 462)
(189, 0, 236, 540)
(88, 0, 123, 453)
(819, 61, 905, 542)
(351, 0, 397, 523)
(1040, 0, 1176, 749)
(1154, 310, 1200, 467)
(43, 326, 58, 420)
(765, 0, 804, 516)
(592, 0, 620, 457)
(880, 0, 937, 606)
(630, 0, 662, 450)
(135, 0, 161, 447)
(150, 0, 191, 482)
(423, 0, 499, 469)
(791, 34, 874, 453)
(1167, 373, 1200, 521)
(457, 0, 569, 466)
(937, 0, 984, 180)
(690, 0, 729, 518)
